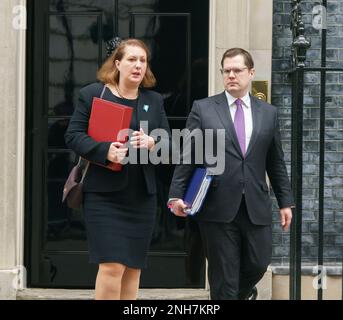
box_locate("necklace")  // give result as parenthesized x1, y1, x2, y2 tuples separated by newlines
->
(115, 84, 138, 99)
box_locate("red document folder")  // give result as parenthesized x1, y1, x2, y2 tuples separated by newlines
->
(88, 97, 133, 171)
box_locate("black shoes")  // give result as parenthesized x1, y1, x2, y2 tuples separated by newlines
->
(246, 286, 258, 300)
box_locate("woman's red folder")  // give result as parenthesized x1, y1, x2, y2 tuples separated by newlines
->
(88, 97, 133, 171)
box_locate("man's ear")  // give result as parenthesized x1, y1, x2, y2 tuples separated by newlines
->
(249, 68, 255, 78)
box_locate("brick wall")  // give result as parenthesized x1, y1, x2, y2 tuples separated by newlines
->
(271, 0, 343, 265)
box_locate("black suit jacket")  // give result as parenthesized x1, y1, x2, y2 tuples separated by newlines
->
(65, 82, 171, 194)
(168, 92, 294, 225)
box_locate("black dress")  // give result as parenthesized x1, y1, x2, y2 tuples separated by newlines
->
(83, 92, 157, 268)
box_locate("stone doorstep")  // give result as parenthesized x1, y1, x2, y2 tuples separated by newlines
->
(16, 288, 210, 300)
(15, 268, 273, 300)
(9, 268, 273, 300)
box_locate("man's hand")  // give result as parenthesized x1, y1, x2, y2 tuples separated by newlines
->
(280, 207, 292, 231)
(169, 199, 188, 217)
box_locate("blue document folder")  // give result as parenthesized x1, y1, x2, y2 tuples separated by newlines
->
(183, 168, 213, 215)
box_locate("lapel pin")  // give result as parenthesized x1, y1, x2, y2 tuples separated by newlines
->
(143, 104, 149, 112)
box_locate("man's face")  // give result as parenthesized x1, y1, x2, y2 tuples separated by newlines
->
(222, 55, 255, 98)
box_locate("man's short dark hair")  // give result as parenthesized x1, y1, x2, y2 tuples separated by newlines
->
(221, 48, 254, 69)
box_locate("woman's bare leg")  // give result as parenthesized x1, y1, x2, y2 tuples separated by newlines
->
(95, 262, 125, 300)
(120, 267, 141, 300)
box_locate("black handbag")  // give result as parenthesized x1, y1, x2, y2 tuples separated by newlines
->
(62, 157, 90, 209)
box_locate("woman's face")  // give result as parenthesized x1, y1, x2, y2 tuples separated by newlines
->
(115, 45, 147, 86)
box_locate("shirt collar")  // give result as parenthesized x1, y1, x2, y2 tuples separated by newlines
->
(225, 91, 251, 108)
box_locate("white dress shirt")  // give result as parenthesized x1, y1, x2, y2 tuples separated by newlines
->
(225, 91, 253, 153)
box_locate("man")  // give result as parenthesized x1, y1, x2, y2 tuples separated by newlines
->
(168, 48, 294, 300)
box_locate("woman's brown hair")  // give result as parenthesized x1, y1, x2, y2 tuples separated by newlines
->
(97, 38, 156, 88)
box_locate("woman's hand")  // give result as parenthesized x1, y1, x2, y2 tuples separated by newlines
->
(107, 142, 128, 164)
(130, 128, 155, 150)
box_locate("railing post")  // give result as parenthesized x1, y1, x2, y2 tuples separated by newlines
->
(289, 0, 310, 300)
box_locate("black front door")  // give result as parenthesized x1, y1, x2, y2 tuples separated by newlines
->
(26, 0, 209, 288)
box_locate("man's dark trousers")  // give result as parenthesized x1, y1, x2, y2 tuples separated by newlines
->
(198, 196, 272, 300)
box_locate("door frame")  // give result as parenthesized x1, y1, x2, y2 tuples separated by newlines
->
(25, 0, 210, 289)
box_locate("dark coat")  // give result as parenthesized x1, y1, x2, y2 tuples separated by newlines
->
(65, 82, 171, 194)
(168, 92, 294, 225)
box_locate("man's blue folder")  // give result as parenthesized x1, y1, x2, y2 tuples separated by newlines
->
(183, 168, 213, 215)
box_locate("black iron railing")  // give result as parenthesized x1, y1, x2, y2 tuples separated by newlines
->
(288, 0, 343, 300)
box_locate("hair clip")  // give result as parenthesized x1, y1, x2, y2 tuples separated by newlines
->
(106, 36, 122, 57)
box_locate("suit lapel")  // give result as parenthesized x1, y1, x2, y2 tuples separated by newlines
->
(213, 92, 243, 157)
(245, 95, 262, 157)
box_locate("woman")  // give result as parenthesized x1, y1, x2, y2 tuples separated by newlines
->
(65, 39, 171, 300)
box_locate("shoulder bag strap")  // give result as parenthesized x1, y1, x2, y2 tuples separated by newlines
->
(79, 83, 107, 181)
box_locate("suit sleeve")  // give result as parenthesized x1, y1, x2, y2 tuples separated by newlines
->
(64, 89, 111, 165)
(266, 112, 295, 209)
(168, 100, 202, 199)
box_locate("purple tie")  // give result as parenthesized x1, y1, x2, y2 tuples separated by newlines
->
(234, 98, 246, 156)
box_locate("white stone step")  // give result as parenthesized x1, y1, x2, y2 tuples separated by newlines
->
(16, 288, 210, 300)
